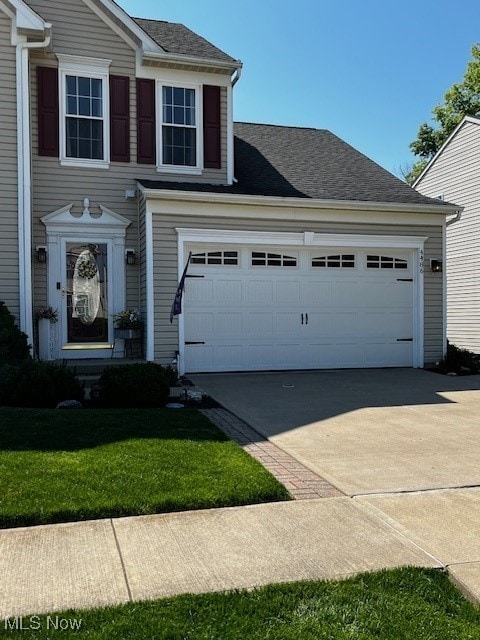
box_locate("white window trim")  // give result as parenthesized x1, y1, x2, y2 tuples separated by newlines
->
(156, 79, 203, 174)
(57, 54, 111, 169)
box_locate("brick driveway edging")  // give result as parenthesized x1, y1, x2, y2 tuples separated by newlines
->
(202, 408, 343, 500)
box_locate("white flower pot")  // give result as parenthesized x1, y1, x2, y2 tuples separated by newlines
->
(38, 318, 55, 361)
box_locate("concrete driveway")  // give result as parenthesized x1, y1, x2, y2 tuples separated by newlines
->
(191, 369, 480, 496)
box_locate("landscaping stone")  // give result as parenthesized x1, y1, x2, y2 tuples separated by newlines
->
(56, 400, 83, 410)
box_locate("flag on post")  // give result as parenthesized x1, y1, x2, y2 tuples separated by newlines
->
(170, 252, 192, 323)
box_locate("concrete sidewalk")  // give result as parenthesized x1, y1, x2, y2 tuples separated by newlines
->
(3, 489, 480, 619)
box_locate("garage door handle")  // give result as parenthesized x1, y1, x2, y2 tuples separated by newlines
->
(301, 313, 304, 325)
(306, 313, 309, 325)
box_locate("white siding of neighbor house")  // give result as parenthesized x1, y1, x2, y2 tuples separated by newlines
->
(150, 212, 444, 367)
(0, 11, 19, 319)
(416, 120, 480, 353)
(26, 0, 229, 311)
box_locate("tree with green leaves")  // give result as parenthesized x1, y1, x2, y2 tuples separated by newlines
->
(407, 43, 480, 184)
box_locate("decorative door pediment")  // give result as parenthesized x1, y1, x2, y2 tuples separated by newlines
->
(41, 199, 131, 236)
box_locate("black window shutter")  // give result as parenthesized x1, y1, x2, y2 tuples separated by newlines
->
(203, 85, 221, 169)
(136, 79, 156, 165)
(110, 75, 130, 163)
(37, 66, 59, 157)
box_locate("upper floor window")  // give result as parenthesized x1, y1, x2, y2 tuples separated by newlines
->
(57, 55, 111, 169)
(65, 76, 103, 160)
(158, 83, 201, 172)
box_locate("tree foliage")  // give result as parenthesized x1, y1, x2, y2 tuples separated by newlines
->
(407, 43, 480, 184)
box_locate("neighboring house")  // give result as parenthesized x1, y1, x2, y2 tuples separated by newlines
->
(414, 116, 478, 353)
(0, 0, 459, 375)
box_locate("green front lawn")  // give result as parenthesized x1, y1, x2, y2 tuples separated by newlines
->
(1, 568, 479, 639)
(0, 408, 290, 528)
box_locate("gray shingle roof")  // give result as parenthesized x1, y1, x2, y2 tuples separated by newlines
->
(134, 17, 238, 64)
(139, 122, 455, 208)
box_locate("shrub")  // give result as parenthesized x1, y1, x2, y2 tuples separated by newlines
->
(0, 301, 31, 367)
(439, 342, 480, 374)
(98, 363, 170, 408)
(159, 364, 178, 387)
(0, 360, 84, 408)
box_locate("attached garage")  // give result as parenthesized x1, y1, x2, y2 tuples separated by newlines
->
(140, 122, 458, 373)
(178, 231, 426, 373)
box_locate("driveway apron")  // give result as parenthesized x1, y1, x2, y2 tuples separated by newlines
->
(191, 369, 480, 496)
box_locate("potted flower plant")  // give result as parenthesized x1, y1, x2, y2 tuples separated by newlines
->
(113, 309, 143, 339)
(34, 306, 58, 361)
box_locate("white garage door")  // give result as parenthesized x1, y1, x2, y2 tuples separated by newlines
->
(183, 245, 414, 373)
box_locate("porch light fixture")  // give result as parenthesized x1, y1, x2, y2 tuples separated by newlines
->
(36, 246, 47, 263)
(430, 259, 443, 273)
(125, 248, 136, 265)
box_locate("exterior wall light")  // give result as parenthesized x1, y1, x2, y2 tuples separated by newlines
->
(430, 259, 443, 273)
(125, 248, 136, 265)
(36, 246, 47, 263)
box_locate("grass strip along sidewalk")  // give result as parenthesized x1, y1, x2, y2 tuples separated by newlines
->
(0, 408, 290, 528)
(1, 568, 479, 639)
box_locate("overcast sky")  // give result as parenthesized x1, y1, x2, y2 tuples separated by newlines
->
(118, 0, 480, 175)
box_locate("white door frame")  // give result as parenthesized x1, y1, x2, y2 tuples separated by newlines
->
(41, 202, 131, 360)
(175, 228, 427, 374)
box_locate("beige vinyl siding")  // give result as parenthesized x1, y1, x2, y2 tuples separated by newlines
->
(416, 120, 480, 353)
(27, 0, 228, 183)
(151, 212, 443, 366)
(0, 12, 19, 318)
(28, 0, 229, 312)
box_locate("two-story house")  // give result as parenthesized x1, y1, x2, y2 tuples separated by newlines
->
(1, 0, 459, 374)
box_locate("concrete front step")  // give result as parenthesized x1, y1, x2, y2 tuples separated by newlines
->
(62, 358, 145, 376)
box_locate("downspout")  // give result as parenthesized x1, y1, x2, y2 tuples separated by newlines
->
(443, 207, 463, 356)
(446, 209, 462, 226)
(231, 66, 242, 87)
(16, 31, 51, 348)
(227, 66, 242, 185)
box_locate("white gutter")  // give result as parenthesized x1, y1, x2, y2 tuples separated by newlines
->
(16, 31, 51, 346)
(142, 50, 242, 73)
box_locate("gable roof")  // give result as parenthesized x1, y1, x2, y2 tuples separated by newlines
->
(139, 122, 456, 209)
(134, 17, 238, 64)
(1, 0, 49, 32)
(413, 115, 480, 187)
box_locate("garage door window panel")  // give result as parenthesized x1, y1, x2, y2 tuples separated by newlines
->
(191, 251, 239, 266)
(367, 255, 408, 269)
(312, 254, 355, 268)
(251, 252, 298, 267)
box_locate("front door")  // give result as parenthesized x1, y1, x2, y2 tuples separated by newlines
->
(60, 240, 113, 358)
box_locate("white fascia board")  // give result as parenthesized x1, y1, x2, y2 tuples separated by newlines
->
(83, 0, 161, 53)
(176, 228, 428, 250)
(142, 51, 242, 75)
(414, 115, 480, 188)
(136, 64, 232, 87)
(140, 187, 459, 216)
